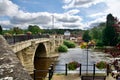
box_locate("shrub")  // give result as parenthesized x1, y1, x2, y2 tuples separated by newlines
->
(96, 61, 107, 69)
(64, 40, 76, 48)
(58, 45, 68, 52)
(68, 61, 79, 70)
(80, 42, 87, 49)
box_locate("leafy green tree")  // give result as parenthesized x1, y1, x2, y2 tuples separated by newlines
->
(28, 25, 42, 34)
(12, 27, 24, 35)
(90, 28, 101, 40)
(102, 14, 118, 46)
(0, 25, 3, 34)
(82, 30, 91, 42)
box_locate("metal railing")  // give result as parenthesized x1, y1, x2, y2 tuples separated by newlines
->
(34, 64, 54, 80)
(33, 63, 110, 80)
(3, 34, 50, 44)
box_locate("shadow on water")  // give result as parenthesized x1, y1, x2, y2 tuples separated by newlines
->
(31, 57, 56, 80)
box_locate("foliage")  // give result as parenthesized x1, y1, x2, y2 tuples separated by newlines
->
(89, 22, 105, 47)
(58, 45, 68, 52)
(88, 40, 96, 46)
(0, 25, 3, 34)
(96, 61, 107, 69)
(80, 42, 87, 49)
(63, 40, 76, 48)
(82, 30, 91, 42)
(102, 13, 118, 46)
(80, 40, 95, 49)
(3, 33, 12, 36)
(43, 29, 83, 35)
(28, 25, 42, 34)
(96, 40, 104, 47)
(90, 28, 100, 40)
(68, 61, 79, 70)
(12, 27, 24, 34)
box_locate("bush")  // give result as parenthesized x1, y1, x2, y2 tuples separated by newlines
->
(96, 61, 107, 69)
(58, 45, 68, 52)
(68, 61, 79, 70)
(80, 42, 87, 49)
(64, 40, 76, 48)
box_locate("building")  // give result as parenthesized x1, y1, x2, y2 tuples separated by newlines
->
(64, 30, 70, 40)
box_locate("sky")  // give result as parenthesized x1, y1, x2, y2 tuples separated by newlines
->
(0, 0, 120, 30)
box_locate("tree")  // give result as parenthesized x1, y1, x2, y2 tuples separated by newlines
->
(0, 25, 3, 34)
(102, 13, 118, 46)
(90, 28, 101, 40)
(28, 25, 42, 34)
(12, 27, 24, 35)
(82, 30, 91, 42)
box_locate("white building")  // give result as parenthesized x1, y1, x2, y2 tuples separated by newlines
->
(64, 31, 70, 40)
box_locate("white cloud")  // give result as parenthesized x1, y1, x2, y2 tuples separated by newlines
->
(86, 0, 120, 29)
(66, 9, 80, 15)
(0, 20, 14, 29)
(0, 0, 19, 17)
(105, 0, 120, 19)
(88, 12, 107, 18)
(85, 16, 106, 29)
(0, 0, 84, 29)
(10, 11, 51, 25)
(63, 0, 72, 4)
(56, 14, 82, 23)
(1, 0, 120, 30)
(63, 0, 104, 9)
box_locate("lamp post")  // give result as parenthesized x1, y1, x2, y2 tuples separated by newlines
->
(13, 33, 16, 44)
(86, 43, 89, 75)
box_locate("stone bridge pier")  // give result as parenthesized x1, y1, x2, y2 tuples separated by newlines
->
(10, 35, 63, 74)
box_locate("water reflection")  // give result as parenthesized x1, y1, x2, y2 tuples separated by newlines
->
(55, 48, 106, 74)
(31, 47, 107, 79)
(31, 57, 54, 80)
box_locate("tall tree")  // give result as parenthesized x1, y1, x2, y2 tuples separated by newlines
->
(102, 13, 118, 46)
(82, 30, 91, 42)
(0, 25, 3, 34)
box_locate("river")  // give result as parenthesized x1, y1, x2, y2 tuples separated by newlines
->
(55, 47, 111, 74)
(32, 47, 111, 79)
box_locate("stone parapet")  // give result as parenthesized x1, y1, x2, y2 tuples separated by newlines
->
(0, 35, 33, 79)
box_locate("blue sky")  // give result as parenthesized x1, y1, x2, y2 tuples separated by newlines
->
(0, 0, 120, 30)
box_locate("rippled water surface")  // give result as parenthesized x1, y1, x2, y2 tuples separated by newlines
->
(55, 47, 107, 73)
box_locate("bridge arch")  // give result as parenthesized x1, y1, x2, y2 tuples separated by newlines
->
(9, 36, 63, 74)
(34, 43, 47, 58)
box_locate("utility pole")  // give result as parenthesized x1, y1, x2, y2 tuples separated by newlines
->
(52, 15, 54, 29)
(52, 15, 56, 34)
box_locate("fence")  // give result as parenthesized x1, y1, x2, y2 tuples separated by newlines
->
(34, 64, 54, 80)
(3, 34, 50, 44)
(33, 63, 110, 80)
(55, 63, 110, 76)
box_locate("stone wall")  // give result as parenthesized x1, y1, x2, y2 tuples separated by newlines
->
(0, 35, 33, 80)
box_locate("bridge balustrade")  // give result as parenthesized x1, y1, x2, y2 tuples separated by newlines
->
(3, 34, 50, 44)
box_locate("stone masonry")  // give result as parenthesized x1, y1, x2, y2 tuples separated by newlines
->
(0, 35, 33, 80)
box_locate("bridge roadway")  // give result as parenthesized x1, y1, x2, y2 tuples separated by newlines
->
(5, 35, 63, 74)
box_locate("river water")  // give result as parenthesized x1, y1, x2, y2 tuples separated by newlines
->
(55, 47, 109, 74)
(32, 47, 111, 79)
(32, 58, 54, 80)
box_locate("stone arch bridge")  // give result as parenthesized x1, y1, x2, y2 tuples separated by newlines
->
(6, 35, 63, 74)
